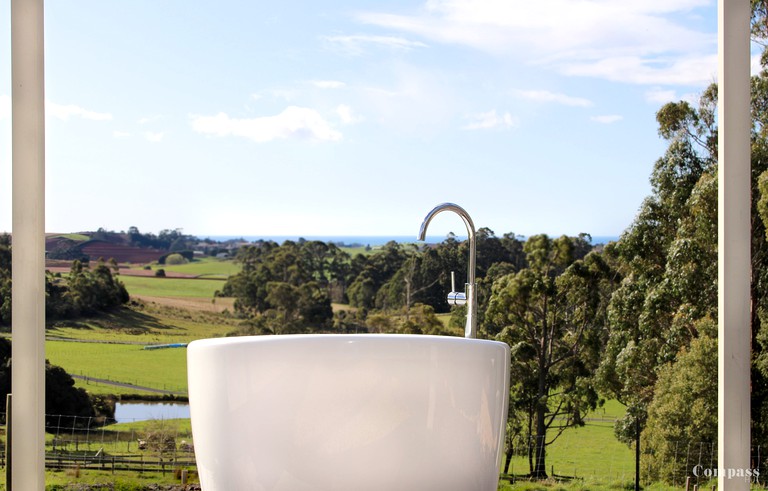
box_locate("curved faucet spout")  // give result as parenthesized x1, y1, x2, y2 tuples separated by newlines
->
(418, 203, 477, 339)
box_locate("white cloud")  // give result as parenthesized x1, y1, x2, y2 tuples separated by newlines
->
(464, 110, 518, 130)
(190, 106, 342, 143)
(560, 54, 717, 86)
(113, 131, 131, 138)
(144, 132, 164, 142)
(311, 80, 347, 89)
(591, 115, 623, 124)
(336, 104, 361, 124)
(645, 88, 678, 104)
(322, 34, 428, 55)
(0, 95, 9, 120)
(357, 0, 716, 87)
(515, 89, 592, 107)
(47, 101, 112, 121)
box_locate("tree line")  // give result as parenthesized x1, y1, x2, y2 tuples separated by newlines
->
(0, 237, 122, 425)
(0, 235, 130, 326)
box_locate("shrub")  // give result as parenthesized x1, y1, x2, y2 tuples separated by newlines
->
(165, 253, 188, 265)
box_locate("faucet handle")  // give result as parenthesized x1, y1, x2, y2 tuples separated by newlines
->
(448, 290, 467, 306)
(448, 271, 467, 306)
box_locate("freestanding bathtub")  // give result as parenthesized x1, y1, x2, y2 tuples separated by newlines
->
(188, 334, 510, 491)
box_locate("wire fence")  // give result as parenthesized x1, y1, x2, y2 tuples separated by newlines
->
(0, 412, 764, 489)
(0, 413, 197, 475)
(504, 434, 765, 489)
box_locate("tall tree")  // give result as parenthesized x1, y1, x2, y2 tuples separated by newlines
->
(485, 235, 612, 477)
(596, 88, 717, 463)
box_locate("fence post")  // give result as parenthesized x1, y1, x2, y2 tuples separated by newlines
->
(635, 417, 640, 491)
(5, 393, 10, 491)
(685, 476, 691, 491)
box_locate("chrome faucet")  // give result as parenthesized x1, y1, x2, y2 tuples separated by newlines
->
(418, 203, 477, 339)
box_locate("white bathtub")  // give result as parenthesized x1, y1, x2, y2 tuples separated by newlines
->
(188, 334, 510, 491)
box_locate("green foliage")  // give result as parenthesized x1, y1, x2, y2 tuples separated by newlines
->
(641, 325, 717, 483)
(0, 234, 10, 325)
(596, 89, 717, 454)
(59, 259, 130, 317)
(398, 303, 448, 335)
(486, 235, 615, 477)
(164, 253, 188, 265)
(0, 337, 108, 429)
(221, 240, 339, 331)
(127, 226, 194, 251)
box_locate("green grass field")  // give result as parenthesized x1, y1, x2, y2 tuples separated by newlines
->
(46, 340, 189, 395)
(504, 400, 635, 485)
(146, 257, 240, 278)
(49, 233, 90, 241)
(118, 275, 224, 298)
(47, 303, 235, 343)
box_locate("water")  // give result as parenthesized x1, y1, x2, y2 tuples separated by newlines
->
(200, 235, 451, 247)
(114, 401, 190, 423)
(200, 234, 620, 246)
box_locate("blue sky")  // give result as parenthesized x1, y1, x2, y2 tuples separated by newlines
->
(0, 0, 734, 238)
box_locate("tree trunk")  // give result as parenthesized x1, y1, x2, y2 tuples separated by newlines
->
(404, 277, 411, 323)
(533, 346, 548, 479)
(635, 418, 641, 491)
(533, 404, 548, 478)
(527, 407, 534, 475)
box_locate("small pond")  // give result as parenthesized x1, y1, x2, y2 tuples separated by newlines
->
(114, 401, 190, 423)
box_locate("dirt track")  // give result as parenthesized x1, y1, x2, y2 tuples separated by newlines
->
(131, 295, 235, 313)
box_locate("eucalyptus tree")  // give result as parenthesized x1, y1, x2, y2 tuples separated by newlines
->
(347, 241, 408, 310)
(221, 240, 335, 330)
(485, 235, 614, 478)
(596, 91, 717, 463)
(641, 319, 718, 483)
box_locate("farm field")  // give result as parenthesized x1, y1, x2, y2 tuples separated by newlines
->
(129, 256, 241, 279)
(46, 259, 239, 395)
(505, 399, 635, 482)
(46, 340, 189, 395)
(117, 275, 224, 298)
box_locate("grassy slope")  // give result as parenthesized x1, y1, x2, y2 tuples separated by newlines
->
(48, 261, 239, 395)
(117, 275, 224, 298)
(47, 340, 189, 394)
(142, 256, 241, 278)
(504, 399, 634, 485)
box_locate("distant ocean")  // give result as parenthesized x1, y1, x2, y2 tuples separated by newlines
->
(200, 235, 621, 247)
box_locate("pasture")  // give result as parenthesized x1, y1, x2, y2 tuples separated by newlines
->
(137, 256, 241, 278)
(117, 275, 224, 298)
(504, 400, 635, 483)
(46, 340, 189, 395)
